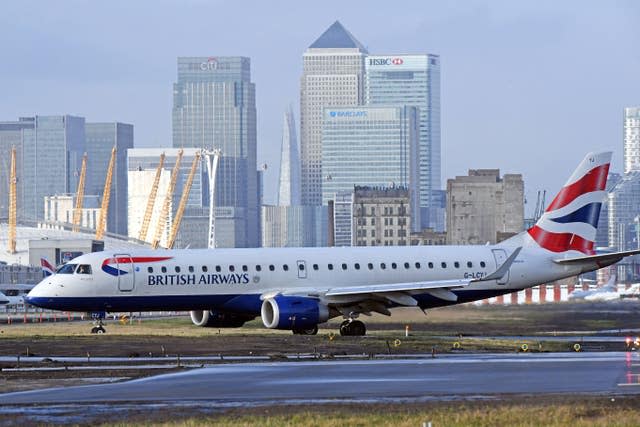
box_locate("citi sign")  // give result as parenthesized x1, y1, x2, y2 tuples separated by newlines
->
(369, 57, 404, 66)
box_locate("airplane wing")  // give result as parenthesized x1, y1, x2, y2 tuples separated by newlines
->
(554, 249, 640, 267)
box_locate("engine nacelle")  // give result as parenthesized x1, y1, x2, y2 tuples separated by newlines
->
(261, 296, 329, 330)
(189, 310, 254, 328)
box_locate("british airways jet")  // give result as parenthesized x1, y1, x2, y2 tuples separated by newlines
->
(26, 152, 640, 335)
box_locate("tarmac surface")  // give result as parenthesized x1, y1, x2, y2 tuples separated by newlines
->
(1, 352, 640, 405)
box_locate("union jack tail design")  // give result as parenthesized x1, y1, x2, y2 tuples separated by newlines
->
(526, 152, 611, 255)
(41, 257, 55, 277)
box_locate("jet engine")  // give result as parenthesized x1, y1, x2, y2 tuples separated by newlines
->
(189, 310, 254, 328)
(260, 295, 329, 330)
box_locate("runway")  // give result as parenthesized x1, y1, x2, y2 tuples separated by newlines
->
(1, 352, 640, 405)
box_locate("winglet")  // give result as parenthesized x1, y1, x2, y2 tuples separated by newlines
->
(477, 247, 522, 282)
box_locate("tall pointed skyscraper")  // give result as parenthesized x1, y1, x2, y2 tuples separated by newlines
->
(300, 21, 368, 206)
(277, 106, 301, 206)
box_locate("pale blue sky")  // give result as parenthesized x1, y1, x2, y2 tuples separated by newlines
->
(2, 1, 639, 209)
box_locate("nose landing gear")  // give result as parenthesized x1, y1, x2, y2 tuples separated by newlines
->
(89, 311, 107, 334)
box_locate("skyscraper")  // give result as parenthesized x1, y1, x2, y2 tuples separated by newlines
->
(85, 122, 133, 236)
(277, 106, 301, 206)
(0, 118, 33, 221)
(365, 54, 441, 230)
(22, 115, 85, 222)
(300, 21, 368, 206)
(624, 106, 640, 173)
(172, 56, 259, 247)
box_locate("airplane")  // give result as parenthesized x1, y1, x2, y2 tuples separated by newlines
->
(0, 292, 9, 305)
(0, 283, 35, 306)
(568, 274, 620, 301)
(25, 151, 640, 335)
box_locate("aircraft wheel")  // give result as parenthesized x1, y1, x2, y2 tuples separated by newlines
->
(91, 327, 99, 334)
(339, 320, 351, 336)
(293, 325, 318, 335)
(350, 320, 366, 336)
(96, 326, 106, 334)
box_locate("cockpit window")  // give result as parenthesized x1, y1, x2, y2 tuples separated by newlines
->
(57, 264, 77, 274)
(77, 264, 92, 275)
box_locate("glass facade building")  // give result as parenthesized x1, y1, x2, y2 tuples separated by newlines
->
(277, 106, 301, 207)
(22, 115, 85, 222)
(0, 118, 34, 221)
(86, 122, 133, 236)
(321, 106, 420, 231)
(365, 54, 441, 230)
(608, 172, 640, 251)
(624, 107, 640, 174)
(172, 56, 259, 247)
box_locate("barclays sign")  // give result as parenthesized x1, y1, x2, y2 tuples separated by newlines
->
(329, 111, 368, 118)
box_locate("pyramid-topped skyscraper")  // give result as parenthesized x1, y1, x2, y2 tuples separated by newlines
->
(300, 21, 368, 206)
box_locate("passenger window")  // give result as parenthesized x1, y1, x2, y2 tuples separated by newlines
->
(56, 264, 77, 274)
(77, 265, 92, 275)
(380, 263, 386, 270)
(313, 264, 319, 270)
(216, 266, 221, 272)
(148, 267, 153, 273)
(269, 265, 275, 271)
(229, 265, 235, 272)
(283, 265, 289, 271)
(404, 262, 410, 269)
(428, 262, 434, 269)
(415, 262, 421, 269)
(298, 264, 305, 271)
(342, 263, 347, 270)
(242, 265, 248, 272)
(480, 261, 486, 268)
(256, 265, 262, 272)
(354, 263, 360, 270)
(328, 264, 334, 270)
(161, 266, 167, 273)
(391, 263, 397, 269)
(454, 262, 460, 268)
(467, 262, 473, 268)
(175, 266, 181, 273)
(188, 266, 194, 273)
(368, 263, 374, 270)
(441, 262, 447, 268)
(202, 266, 208, 272)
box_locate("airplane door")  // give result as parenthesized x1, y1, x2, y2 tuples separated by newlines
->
(297, 260, 307, 279)
(491, 249, 509, 285)
(115, 254, 135, 292)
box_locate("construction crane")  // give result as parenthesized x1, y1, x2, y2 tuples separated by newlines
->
(138, 153, 165, 243)
(7, 146, 17, 254)
(167, 152, 201, 249)
(151, 149, 183, 249)
(72, 153, 88, 233)
(95, 147, 116, 240)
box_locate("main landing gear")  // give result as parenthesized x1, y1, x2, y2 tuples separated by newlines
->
(340, 319, 366, 336)
(292, 325, 319, 335)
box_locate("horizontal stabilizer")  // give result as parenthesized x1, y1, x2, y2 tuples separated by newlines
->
(554, 249, 640, 267)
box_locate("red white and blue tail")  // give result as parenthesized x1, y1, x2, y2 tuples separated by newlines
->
(41, 257, 55, 277)
(505, 152, 611, 255)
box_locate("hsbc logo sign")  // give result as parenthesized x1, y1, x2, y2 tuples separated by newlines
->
(368, 57, 404, 66)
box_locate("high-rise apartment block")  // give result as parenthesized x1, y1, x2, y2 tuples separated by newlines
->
(172, 56, 259, 247)
(446, 169, 524, 245)
(624, 107, 640, 173)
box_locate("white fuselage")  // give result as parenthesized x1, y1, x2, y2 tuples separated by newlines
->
(26, 244, 589, 315)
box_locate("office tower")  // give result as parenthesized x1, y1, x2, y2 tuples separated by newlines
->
(85, 122, 133, 236)
(624, 107, 640, 173)
(365, 54, 441, 230)
(321, 106, 420, 231)
(278, 106, 301, 206)
(607, 172, 640, 251)
(446, 169, 524, 245)
(172, 56, 259, 247)
(22, 115, 85, 222)
(0, 118, 34, 220)
(300, 21, 368, 206)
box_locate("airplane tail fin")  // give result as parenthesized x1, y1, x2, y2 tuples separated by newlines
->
(503, 152, 611, 255)
(41, 257, 55, 277)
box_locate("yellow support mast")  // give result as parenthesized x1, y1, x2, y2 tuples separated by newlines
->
(8, 146, 17, 254)
(72, 153, 87, 232)
(151, 149, 183, 249)
(167, 152, 201, 249)
(138, 153, 165, 243)
(95, 147, 116, 240)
